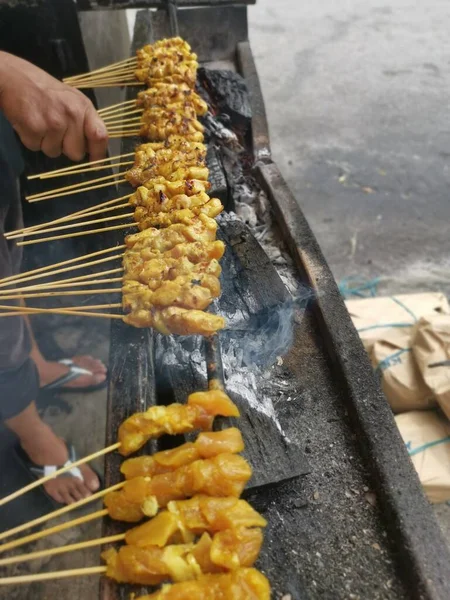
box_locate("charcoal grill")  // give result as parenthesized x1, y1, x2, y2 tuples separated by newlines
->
(69, 2, 450, 599)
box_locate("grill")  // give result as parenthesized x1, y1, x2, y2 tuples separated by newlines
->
(91, 3, 450, 600)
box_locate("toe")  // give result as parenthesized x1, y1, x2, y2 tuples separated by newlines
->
(80, 465, 100, 492)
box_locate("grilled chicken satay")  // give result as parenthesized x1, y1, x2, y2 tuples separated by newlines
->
(102, 528, 263, 585)
(124, 306, 225, 335)
(137, 84, 208, 116)
(129, 179, 211, 208)
(121, 428, 244, 479)
(123, 241, 225, 287)
(126, 145, 207, 186)
(118, 389, 239, 456)
(135, 568, 271, 600)
(137, 38, 196, 63)
(139, 110, 204, 143)
(134, 199, 223, 230)
(123, 495, 267, 545)
(104, 454, 252, 521)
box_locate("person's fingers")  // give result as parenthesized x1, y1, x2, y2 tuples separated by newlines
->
(12, 117, 46, 152)
(84, 105, 108, 162)
(37, 110, 67, 158)
(62, 118, 86, 162)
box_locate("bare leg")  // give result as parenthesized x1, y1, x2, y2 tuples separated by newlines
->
(23, 314, 107, 389)
(5, 402, 100, 504)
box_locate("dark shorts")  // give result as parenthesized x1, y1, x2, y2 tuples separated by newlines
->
(0, 148, 39, 420)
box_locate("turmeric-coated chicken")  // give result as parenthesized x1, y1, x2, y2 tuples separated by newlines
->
(102, 528, 263, 586)
(123, 495, 267, 546)
(105, 454, 252, 520)
(137, 84, 208, 116)
(122, 241, 225, 284)
(129, 179, 211, 208)
(135, 38, 198, 89)
(135, 567, 271, 600)
(134, 199, 223, 231)
(123, 306, 225, 336)
(117, 390, 239, 456)
(126, 144, 207, 187)
(121, 428, 244, 480)
(137, 38, 195, 60)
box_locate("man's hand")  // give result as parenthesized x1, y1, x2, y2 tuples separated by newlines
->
(0, 52, 108, 162)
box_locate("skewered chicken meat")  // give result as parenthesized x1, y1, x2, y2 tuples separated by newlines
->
(134, 199, 223, 230)
(123, 306, 225, 335)
(102, 528, 263, 585)
(126, 144, 207, 186)
(118, 390, 239, 456)
(121, 428, 244, 479)
(124, 495, 267, 546)
(104, 454, 252, 521)
(139, 110, 204, 143)
(129, 179, 211, 208)
(135, 567, 271, 600)
(137, 84, 208, 116)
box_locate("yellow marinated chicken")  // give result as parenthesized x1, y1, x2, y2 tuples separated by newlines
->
(134, 199, 223, 230)
(139, 111, 204, 144)
(122, 241, 225, 283)
(135, 568, 271, 600)
(126, 145, 207, 187)
(123, 306, 225, 336)
(117, 390, 239, 456)
(129, 184, 211, 213)
(102, 528, 263, 585)
(137, 37, 196, 62)
(135, 37, 198, 88)
(137, 83, 208, 116)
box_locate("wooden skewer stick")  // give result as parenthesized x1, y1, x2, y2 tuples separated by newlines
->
(98, 98, 137, 116)
(6, 195, 131, 238)
(107, 122, 144, 131)
(80, 70, 137, 84)
(76, 82, 144, 89)
(105, 117, 142, 127)
(0, 245, 125, 287)
(0, 309, 123, 319)
(0, 288, 122, 300)
(63, 56, 137, 83)
(0, 276, 123, 295)
(0, 482, 124, 542)
(0, 439, 120, 508)
(82, 77, 137, 87)
(0, 303, 121, 313)
(27, 179, 129, 203)
(108, 133, 141, 139)
(79, 66, 137, 78)
(0, 566, 108, 585)
(0, 534, 125, 567)
(0, 510, 109, 554)
(14, 212, 133, 239)
(17, 222, 136, 246)
(39, 161, 134, 180)
(28, 153, 134, 180)
(26, 171, 128, 201)
(102, 108, 143, 122)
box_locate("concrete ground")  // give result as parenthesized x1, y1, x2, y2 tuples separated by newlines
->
(249, 0, 450, 297)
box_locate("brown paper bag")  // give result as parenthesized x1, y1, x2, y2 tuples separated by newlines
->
(371, 328, 435, 413)
(345, 293, 449, 352)
(413, 314, 450, 421)
(395, 411, 450, 503)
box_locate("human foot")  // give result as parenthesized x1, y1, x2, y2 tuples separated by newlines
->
(36, 355, 107, 390)
(20, 427, 100, 504)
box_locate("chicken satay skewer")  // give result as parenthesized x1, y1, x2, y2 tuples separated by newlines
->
(27, 152, 135, 180)
(0, 393, 239, 510)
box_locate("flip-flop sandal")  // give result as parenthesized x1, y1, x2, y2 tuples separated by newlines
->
(40, 359, 108, 394)
(13, 442, 103, 507)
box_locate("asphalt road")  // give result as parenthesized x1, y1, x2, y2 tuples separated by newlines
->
(249, 0, 450, 295)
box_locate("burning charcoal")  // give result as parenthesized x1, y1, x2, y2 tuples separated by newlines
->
(198, 68, 252, 131)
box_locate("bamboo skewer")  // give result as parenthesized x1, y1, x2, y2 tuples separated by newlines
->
(105, 117, 142, 127)
(98, 99, 136, 116)
(0, 308, 123, 319)
(0, 510, 109, 554)
(17, 223, 136, 246)
(64, 56, 137, 83)
(26, 171, 128, 201)
(37, 161, 134, 179)
(0, 566, 108, 585)
(0, 289, 121, 300)
(12, 212, 133, 239)
(107, 122, 143, 131)
(0, 482, 125, 543)
(0, 535, 125, 567)
(0, 246, 125, 287)
(28, 153, 134, 180)
(0, 252, 125, 289)
(27, 179, 129, 203)
(0, 440, 120, 508)
(76, 82, 144, 89)
(0, 276, 123, 295)
(108, 133, 140, 139)
(102, 109, 143, 123)
(6, 195, 131, 238)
